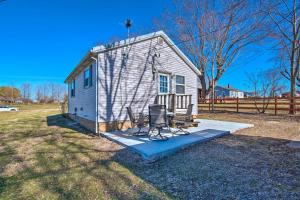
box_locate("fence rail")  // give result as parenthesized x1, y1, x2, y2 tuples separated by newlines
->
(198, 97, 300, 115)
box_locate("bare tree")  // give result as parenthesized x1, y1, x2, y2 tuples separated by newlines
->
(246, 67, 284, 113)
(21, 83, 31, 103)
(35, 83, 66, 103)
(56, 84, 67, 102)
(42, 83, 50, 103)
(158, 0, 266, 99)
(263, 0, 300, 114)
(36, 85, 43, 103)
(50, 83, 56, 102)
(51, 83, 66, 102)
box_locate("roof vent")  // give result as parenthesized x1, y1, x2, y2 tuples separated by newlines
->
(157, 37, 164, 45)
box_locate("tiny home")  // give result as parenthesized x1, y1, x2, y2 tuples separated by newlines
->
(64, 31, 201, 132)
(215, 85, 244, 98)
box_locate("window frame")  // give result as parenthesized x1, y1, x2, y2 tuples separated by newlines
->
(158, 73, 169, 94)
(83, 65, 92, 88)
(71, 79, 75, 97)
(175, 75, 186, 94)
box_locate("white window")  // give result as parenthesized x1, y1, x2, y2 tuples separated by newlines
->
(159, 74, 169, 94)
(176, 75, 185, 94)
(84, 65, 92, 88)
(71, 79, 75, 97)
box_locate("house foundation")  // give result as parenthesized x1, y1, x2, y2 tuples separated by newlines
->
(68, 114, 133, 132)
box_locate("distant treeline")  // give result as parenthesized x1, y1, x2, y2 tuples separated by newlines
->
(0, 83, 67, 104)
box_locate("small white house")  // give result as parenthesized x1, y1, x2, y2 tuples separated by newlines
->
(215, 85, 244, 98)
(64, 31, 201, 132)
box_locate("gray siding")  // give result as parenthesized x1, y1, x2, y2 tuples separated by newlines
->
(68, 62, 96, 121)
(97, 36, 198, 123)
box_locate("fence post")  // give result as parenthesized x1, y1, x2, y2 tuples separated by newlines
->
(295, 97, 297, 114)
(208, 99, 211, 111)
(236, 97, 239, 113)
(275, 96, 277, 115)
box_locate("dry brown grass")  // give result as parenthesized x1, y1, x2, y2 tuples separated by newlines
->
(0, 105, 171, 200)
(118, 112, 300, 199)
(197, 111, 300, 141)
(0, 105, 299, 199)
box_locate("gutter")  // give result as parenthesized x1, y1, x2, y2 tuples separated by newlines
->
(91, 55, 99, 134)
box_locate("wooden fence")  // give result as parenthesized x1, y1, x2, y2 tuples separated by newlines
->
(198, 97, 300, 115)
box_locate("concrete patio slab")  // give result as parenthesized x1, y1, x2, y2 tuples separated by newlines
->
(194, 119, 254, 133)
(101, 119, 253, 160)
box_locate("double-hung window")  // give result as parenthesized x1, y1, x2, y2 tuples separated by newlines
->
(176, 75, 185, 94)
(159, 74, 169, 94)
(84, 65, 92, 88)
(71, 79, 75, 97)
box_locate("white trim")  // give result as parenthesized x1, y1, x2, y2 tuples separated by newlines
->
(70, 79, 75, 97)
(158, 73, 169, 94)
(90, 57, 98, 134)
(175, 74, 186, 95)
(65, 31, 201, 83)
(83, 66, 92, 89)
(91, 31, 201, 76)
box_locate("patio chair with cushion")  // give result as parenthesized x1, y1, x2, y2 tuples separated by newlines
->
(172, 104, 194, 135)
(126, 107, 148, 136)
(148, 104, 169, 141)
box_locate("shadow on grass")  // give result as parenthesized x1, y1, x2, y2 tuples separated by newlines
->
(47, 114, 300, 199)
(0, 113, 171, 199)
(46, 114, 96, 136)
(1, 113, 300, 199)
(112, 133, 300, 199)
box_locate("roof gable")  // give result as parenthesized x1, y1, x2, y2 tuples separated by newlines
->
(65, 31, 200, 83)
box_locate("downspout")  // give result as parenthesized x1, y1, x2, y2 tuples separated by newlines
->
(91, 55, 99, 134)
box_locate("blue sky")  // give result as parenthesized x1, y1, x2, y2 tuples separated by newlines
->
(0, 0, 280, 92)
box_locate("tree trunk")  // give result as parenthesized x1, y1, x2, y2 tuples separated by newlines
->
(199, 75, 207, 99)
(289, 76, 296, 114)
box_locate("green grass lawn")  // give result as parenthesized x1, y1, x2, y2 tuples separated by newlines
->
(0, 104, 171, 200)
(1, 104, 299, 199)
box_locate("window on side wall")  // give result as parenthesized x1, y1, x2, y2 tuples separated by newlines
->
(176, 75, 185, 94)
(159, 74, 168, 94)
(84, 65, 92, 88)
(71, 79, 75, 97)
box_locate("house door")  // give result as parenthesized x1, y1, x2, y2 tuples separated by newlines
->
(157, 73, 171, 110)
(158, 74, 169, 94)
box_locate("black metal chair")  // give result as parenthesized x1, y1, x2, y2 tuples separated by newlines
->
(172, 104, 194, 135)
(126, 107, 148, 136)
(148, 104, 169, 141)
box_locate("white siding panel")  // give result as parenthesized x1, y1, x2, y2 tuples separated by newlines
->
(68, 63, 96, 121)
(97, 37, 198, 122)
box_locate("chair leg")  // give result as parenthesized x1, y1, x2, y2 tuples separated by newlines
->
(157, 128, 168, 140)
(131, 127, 148, 136)
(173, 126, 190, 135)
(149, 128, 168, 141)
